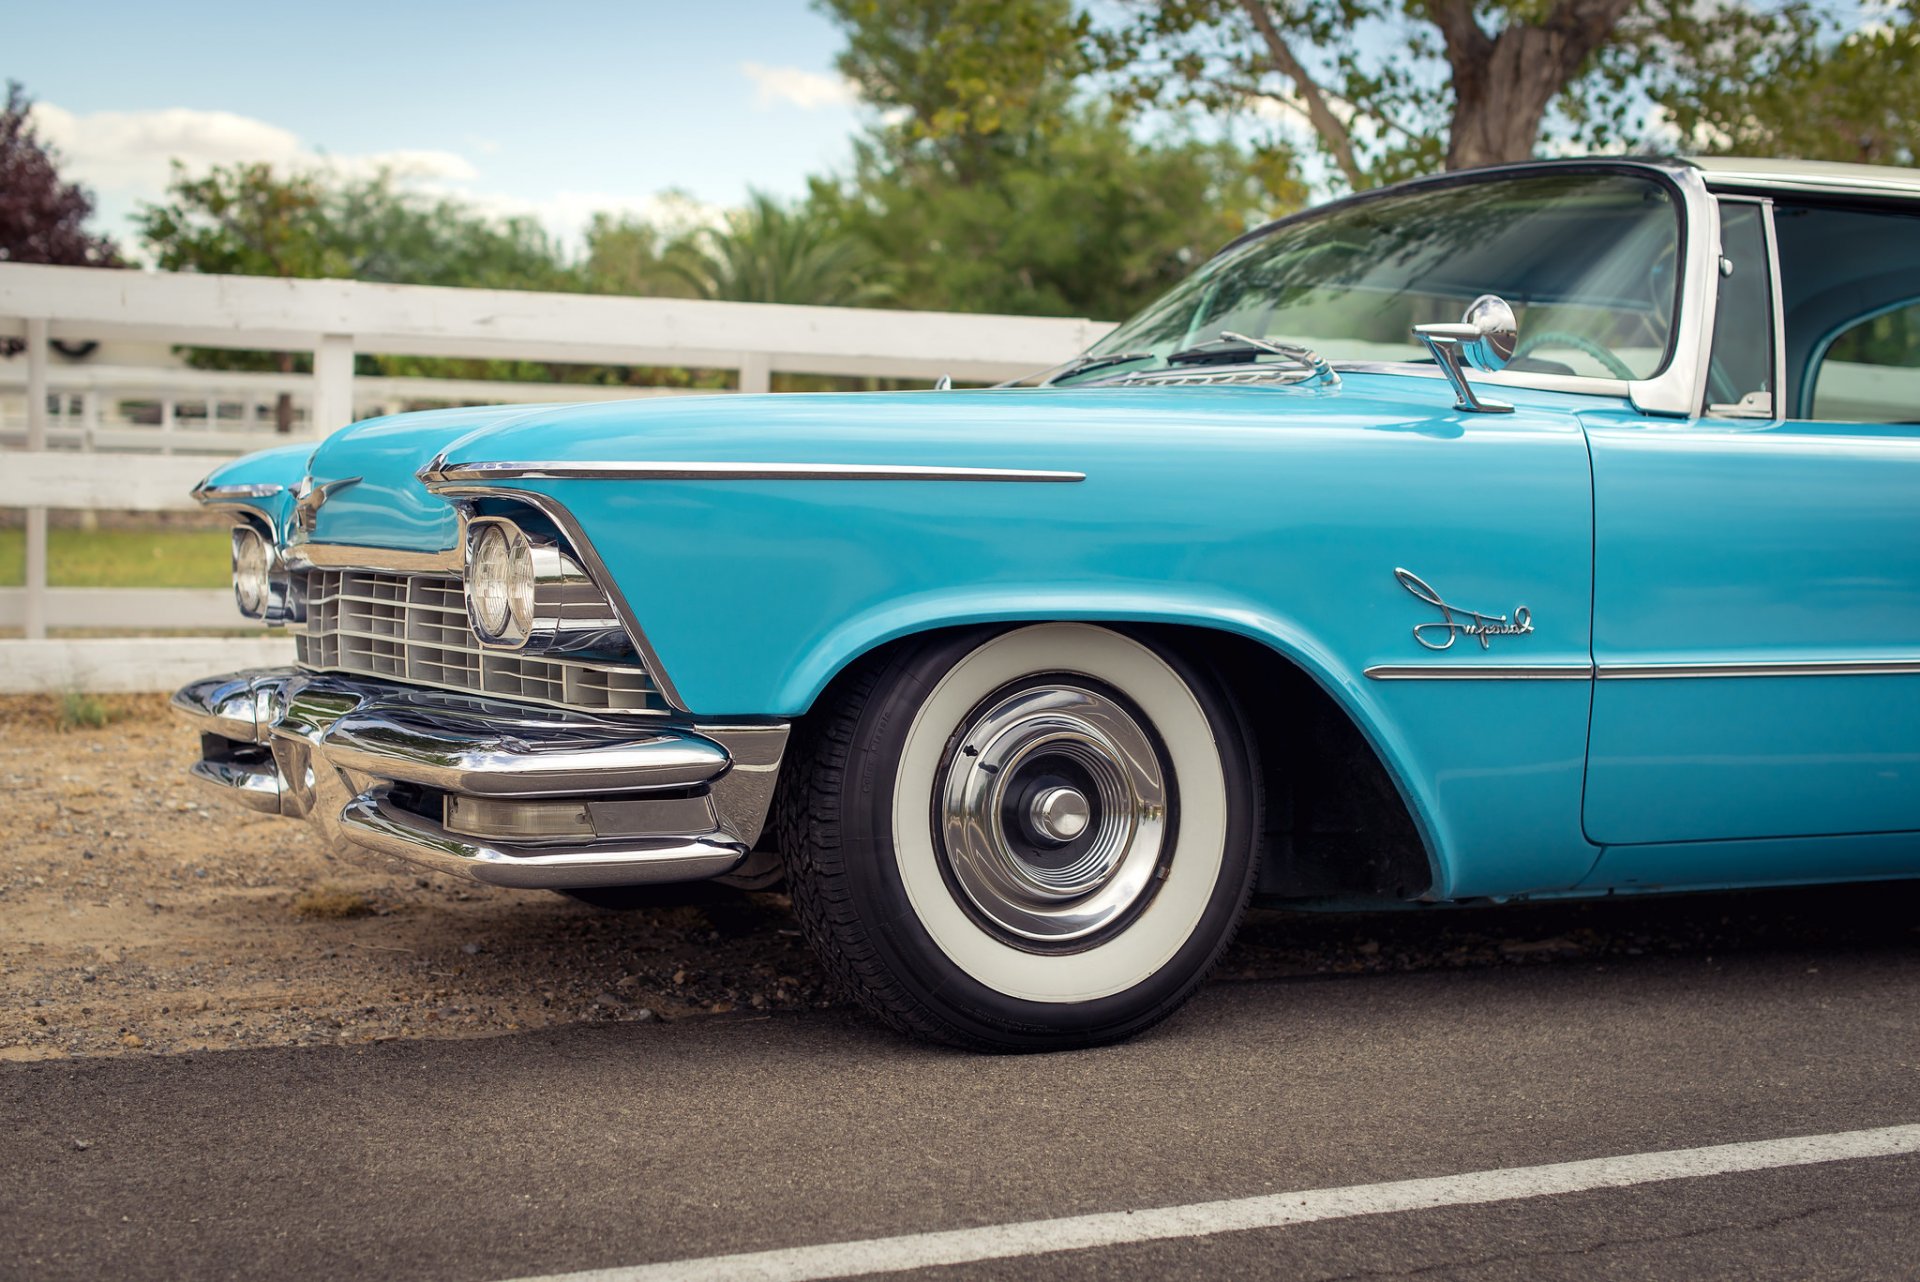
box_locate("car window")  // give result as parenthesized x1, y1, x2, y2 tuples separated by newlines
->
(1078, 172, 1682, 382)
(1772, 201, 1920, 419)
(1809, 299, 1920, 423)
(1704, 201, 1776, 417)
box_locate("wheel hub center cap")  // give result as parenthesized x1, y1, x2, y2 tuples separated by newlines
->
(1029, 785, 1091, 843)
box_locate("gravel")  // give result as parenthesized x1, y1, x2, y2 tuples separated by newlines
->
(3, 694, 1914, 1061)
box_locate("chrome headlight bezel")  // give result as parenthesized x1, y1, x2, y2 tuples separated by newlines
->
(463, 516, 626, 653)
(230, 522, 298, 623)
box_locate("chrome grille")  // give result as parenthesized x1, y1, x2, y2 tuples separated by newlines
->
(294, 571, 662, 713)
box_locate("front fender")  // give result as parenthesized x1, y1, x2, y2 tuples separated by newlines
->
(490, 381, 1598, 898)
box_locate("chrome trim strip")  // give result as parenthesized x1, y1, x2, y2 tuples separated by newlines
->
(284, 543, 464, 573)
(340, 788, 747, 890)
(1597, 659, 1920, 679)
(320, 703, 732, 798)
(193, 481, 286, 502)
(421, 460, 1086, 485)
(1365, 658, 1920, 681)
(1364, 664, 1594, 681)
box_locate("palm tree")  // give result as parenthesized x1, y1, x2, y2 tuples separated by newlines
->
(667, 191, 888, 306)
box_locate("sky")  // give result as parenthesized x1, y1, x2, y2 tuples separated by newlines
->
(10, 0, 876, 254)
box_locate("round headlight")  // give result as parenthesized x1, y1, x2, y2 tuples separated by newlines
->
(468, 524, 536, 644)
(232, 526, 272, 618)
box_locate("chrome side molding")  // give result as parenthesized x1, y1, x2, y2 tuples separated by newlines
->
(419, 459, 1086, 486)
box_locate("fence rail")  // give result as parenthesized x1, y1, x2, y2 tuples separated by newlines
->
(0, 263, 1106, 690)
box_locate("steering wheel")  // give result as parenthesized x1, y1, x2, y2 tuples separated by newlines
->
(1512, 331, 1636, 381)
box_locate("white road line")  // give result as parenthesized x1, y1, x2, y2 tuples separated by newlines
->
(503, 1123, 1920, 1282)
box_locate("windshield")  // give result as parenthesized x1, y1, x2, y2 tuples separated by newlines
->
(1070, 171, 1682, 384)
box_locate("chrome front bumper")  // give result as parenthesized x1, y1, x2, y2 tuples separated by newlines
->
(172, 669, 788, 890)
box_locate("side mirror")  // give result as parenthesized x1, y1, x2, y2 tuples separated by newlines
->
(1412, 293, 1518, 414)
(1457, 294, 1517, 372)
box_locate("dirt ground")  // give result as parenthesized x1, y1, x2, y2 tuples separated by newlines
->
(4, 695, 1917, 1061)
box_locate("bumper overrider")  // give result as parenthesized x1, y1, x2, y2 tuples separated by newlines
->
(172, 669, 788, 890)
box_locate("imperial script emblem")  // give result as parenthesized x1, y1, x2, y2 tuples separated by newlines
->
(1394, 568, 1533, 651)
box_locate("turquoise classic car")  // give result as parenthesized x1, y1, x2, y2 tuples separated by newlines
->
(176, 157, 1920, 1051)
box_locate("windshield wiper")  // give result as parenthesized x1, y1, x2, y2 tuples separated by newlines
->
(1151, 331, 1338, 386)
(1167, 331, 1312, 365)
(1038, 351, 1156, 385)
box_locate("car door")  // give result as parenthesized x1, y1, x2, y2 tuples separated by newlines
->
(1581, 195, 1920, 883)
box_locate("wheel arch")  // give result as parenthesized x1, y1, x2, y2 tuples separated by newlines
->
(783, 595, 1444, 903)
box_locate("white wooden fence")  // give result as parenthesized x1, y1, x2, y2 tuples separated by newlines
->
(0, 263, 1108, 692)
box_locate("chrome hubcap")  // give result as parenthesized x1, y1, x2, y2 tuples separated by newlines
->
(1029, 785, 1092, 842)
(937, 682, 1170, 946)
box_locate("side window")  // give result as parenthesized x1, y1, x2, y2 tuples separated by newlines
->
(1703, 201, 1775, 417)
(1773, 201, 1920, 418)
(1810, 301, 1920, 423)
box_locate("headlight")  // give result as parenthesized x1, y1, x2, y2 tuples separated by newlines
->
(231, 526, 272, 618)
(466, 522, 536, 644)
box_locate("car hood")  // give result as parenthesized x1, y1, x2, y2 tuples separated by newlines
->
(204, 373, 1562, 554)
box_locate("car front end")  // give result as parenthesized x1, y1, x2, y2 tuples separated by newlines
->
(175, 432, 789, 894)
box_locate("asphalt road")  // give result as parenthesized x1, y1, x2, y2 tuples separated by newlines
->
(5, 891, 1919, 1282)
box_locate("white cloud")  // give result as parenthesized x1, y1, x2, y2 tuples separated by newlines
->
(28, 101, 476, 197)
(741, 61, 858, 110)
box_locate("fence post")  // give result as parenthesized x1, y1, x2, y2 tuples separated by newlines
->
(312, 333, 355, 437)
(23, 318, 49, 640)
(738, 352, 772, 395)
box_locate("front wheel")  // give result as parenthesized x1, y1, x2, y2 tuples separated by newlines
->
(778, 624, 1261, 1051)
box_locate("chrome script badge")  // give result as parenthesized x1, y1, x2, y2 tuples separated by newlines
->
(1394, 568, 1534, 651)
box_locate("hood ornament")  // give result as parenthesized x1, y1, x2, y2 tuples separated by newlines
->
(292, 475, 361, 537)
(1395, 568, 1533, 651)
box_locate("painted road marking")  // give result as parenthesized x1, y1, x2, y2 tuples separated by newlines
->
(500, 1123, 1920, 1282)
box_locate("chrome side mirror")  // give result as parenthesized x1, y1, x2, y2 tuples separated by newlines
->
(1412, 293, 1518, 414)
(1457, 294, 1516, 372)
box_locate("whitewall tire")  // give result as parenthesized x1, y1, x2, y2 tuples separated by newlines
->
(778, 624, 1261, 1051)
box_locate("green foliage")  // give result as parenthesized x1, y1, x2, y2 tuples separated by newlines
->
(665, 191, 888, 305)
(56, 691, 114, 732)
(1648, 0, 1918, 167)
(582, 206, 699, 298)
(819, 107, 1298, 318)
(1086, 0, 1916, 184)
(821, 0, 1091, 151)
(814, 0, 1304, 319)
(137, 162, 346, 278)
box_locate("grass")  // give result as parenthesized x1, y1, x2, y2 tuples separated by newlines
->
(55, 691, 116, 731)
(0, 527, 232, 589)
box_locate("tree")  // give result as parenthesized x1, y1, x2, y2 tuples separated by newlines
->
(137, 163, 351, 430)
(582, 209, 698, 299)
(665, 191, 887, 306)
(0, 81, 120, 266)
(1649, 0, 1918, 167)
(1093, 0, 1658, 183)
(1089, 0, 1914, 185)
(818, 108, 1297, 319)
(815, 0, 1303, 320)
(136, 163, 587, 427)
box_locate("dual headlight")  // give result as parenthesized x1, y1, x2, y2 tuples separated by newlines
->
(466, 521, 539, 645)
(230, 524, 297, 622)
(463, 517, 625, 653)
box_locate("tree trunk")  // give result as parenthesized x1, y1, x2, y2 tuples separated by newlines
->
(1427, 0, 1639, 169)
